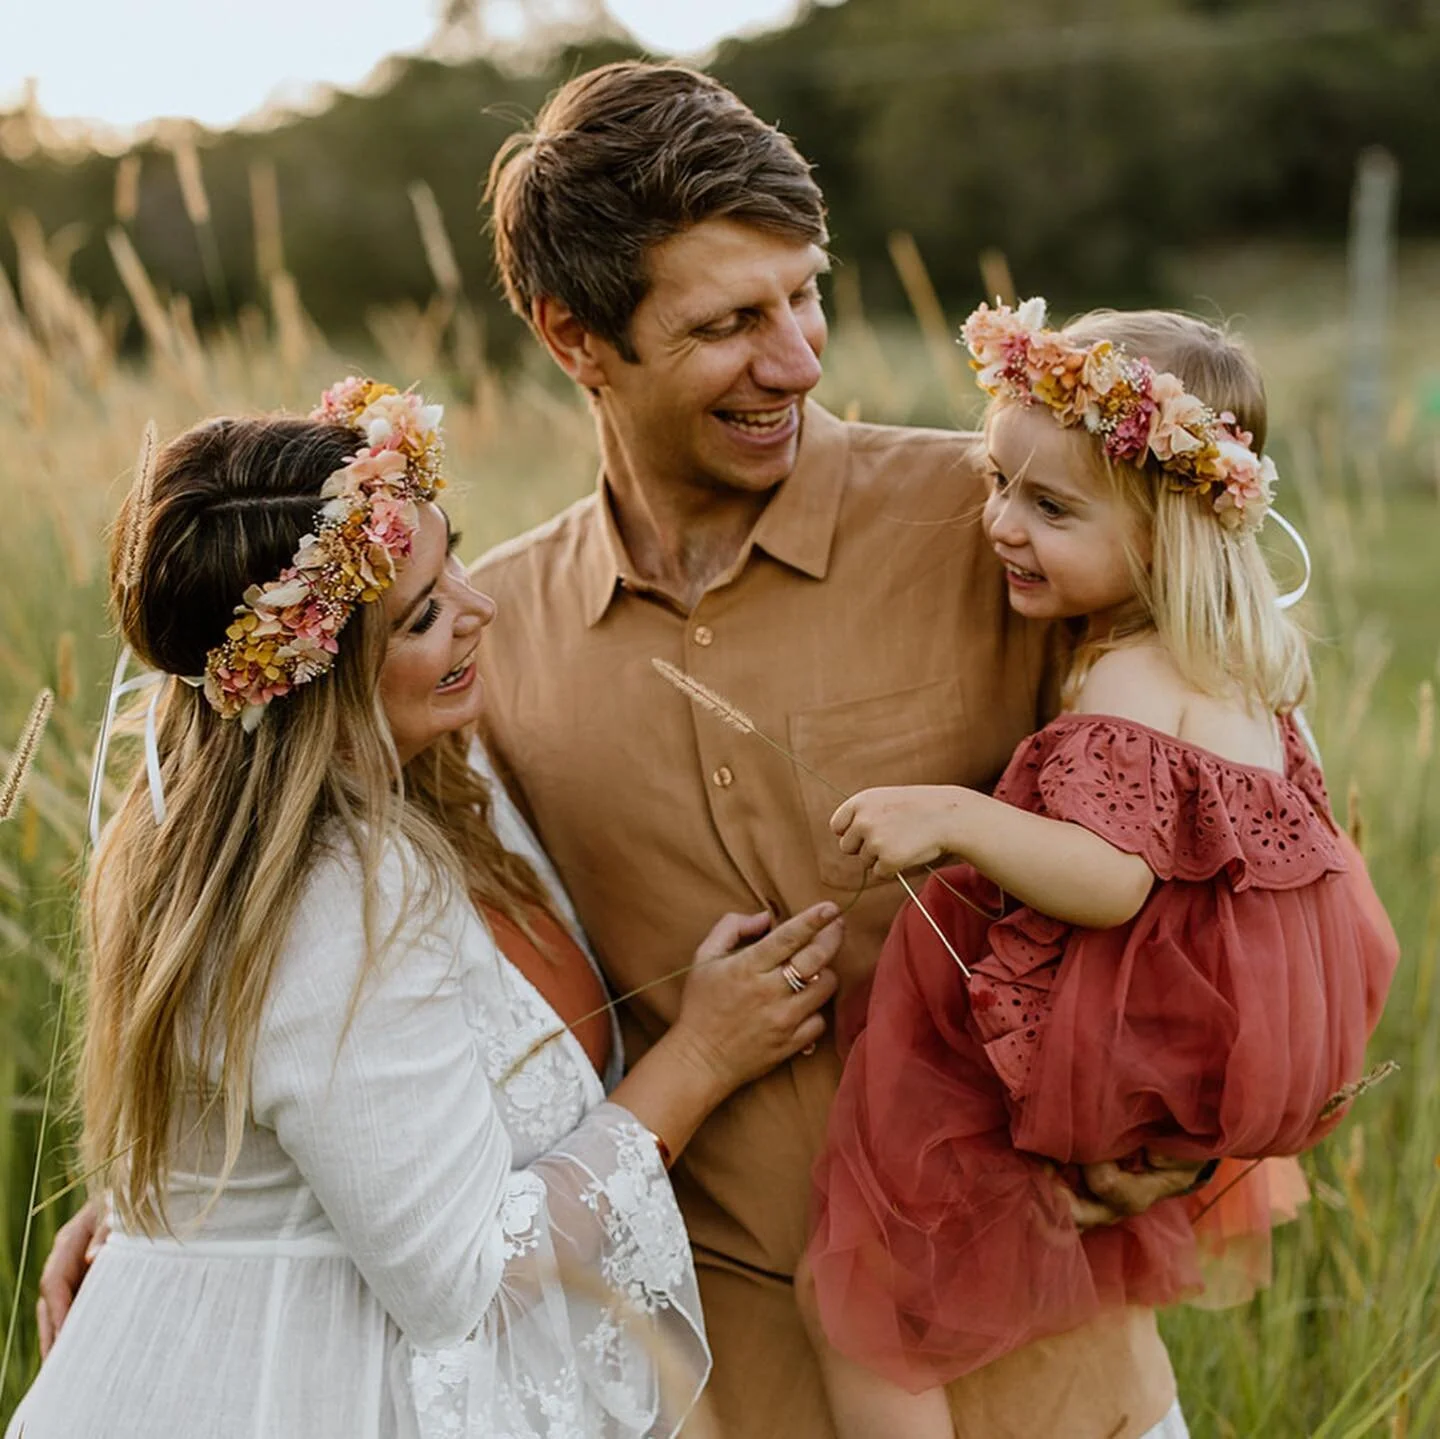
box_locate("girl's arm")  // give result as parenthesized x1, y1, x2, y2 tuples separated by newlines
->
(832, 645, 1182, 930)
(832, 784, 1154, 930)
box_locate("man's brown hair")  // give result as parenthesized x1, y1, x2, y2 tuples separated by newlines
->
(487, 61, 827, 361)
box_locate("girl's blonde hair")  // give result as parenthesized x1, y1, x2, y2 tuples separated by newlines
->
(1005, 309, 1308, 713)
(84, 416, 553, 1233)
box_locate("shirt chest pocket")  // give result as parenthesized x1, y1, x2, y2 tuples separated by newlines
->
(787, 674, 969, 892)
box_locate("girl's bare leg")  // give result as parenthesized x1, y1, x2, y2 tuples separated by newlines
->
(795, 1255, 955, 1439)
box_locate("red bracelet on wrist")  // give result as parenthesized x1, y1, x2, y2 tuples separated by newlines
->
(647, 1129, 673, 1170)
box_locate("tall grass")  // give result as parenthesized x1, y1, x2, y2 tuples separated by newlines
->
(1, 212, 1438, 1434)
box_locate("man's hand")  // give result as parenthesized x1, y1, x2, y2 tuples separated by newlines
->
(36, 1200, 106, 1358)
(1062, 1153, 1208, 1230)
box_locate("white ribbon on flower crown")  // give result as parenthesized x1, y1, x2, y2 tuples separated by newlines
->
(86, 646, 198, 849)
(1265, 508, 1322, 764)
(1269, 509, 1312, 612)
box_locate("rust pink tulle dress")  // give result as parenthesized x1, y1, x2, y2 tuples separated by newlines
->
(807, 712, 1398, 1390)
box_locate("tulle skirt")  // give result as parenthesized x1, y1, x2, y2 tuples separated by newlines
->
(807, 846, 1396, 1390)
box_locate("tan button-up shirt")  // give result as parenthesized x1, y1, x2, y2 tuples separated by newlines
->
(472, 401, 1176, 1436)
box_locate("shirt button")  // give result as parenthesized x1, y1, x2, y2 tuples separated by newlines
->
(712, 765, 734, 788)
(693, 625, 714, 647)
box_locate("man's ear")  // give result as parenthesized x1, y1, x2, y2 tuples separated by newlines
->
(533, 296, 610, 390)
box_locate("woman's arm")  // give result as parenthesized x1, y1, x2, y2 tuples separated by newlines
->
(832, 784, 1154, 930)
(256, 852, 842, 1337)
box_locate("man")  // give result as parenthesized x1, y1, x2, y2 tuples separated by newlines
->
(40, 59, 1198, 1439)
(471, 60, 1195, 1438)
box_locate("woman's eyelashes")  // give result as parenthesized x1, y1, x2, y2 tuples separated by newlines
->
(410, 599, 441, 636)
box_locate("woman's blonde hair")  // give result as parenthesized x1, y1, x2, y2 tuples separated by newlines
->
(1001, 309, 1309, 713)
(83, 416, 553, 1233)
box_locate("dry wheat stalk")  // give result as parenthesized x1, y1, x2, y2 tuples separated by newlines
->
(1193, 1059, 1403, 1224)
(651, 658, 844, 795)
(651, 658, 993, 963)
(0, 688, 55, 822)
(55, 632, 77, 706)
(120, 419, 159, 591)
(1319, 1059, 1400, 1122)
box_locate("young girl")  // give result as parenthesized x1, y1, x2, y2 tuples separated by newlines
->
(800, 301, 1399, 1437)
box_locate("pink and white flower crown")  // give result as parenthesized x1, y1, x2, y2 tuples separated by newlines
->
(961, 297, 1276, 533)
(202, 378, 445, 730)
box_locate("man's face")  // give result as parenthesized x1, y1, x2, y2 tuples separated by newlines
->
(594, 217, 829, 497)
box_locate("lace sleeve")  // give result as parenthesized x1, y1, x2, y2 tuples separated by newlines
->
(255, 846, 706, 1439)
(404, 1102, 708, 1439)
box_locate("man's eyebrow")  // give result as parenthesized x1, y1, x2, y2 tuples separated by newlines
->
(682, 259, 832, 332)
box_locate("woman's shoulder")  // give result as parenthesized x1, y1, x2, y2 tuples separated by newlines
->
(267, 825, 476, 1002)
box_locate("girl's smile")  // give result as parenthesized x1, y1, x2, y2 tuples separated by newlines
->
(982, 404, 1151, 637)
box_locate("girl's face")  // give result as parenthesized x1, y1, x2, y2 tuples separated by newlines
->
(982, 404, 1151, 637)
(379, 503, 496, 764)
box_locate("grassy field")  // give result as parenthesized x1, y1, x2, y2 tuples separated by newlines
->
(2, 229, 1439, 1435)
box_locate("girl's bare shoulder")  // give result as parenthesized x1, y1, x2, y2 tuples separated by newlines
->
(1069, 642, 1188, 735)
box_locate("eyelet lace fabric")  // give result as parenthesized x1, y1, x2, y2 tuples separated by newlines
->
(1011, 712, 1345, 890)
(807, 711, 1399, 1389)
(968, 712, 1349, 1099)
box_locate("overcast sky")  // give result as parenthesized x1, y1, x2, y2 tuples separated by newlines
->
(0, 0, 803, 132)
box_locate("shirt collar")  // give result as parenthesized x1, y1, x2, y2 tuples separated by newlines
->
(577, 399, 850, 628)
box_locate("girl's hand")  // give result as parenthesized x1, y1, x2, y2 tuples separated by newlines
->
(830, 785, 970, 878)
(668, 904, 843, 1095)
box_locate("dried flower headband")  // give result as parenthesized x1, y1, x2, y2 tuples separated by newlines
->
(202, 378, 445, 731)
(961, 298, 1276, 533)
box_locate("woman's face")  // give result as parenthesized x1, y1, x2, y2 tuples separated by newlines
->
(378, 503, 496, 764)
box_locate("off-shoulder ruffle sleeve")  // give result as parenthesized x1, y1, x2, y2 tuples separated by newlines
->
(995, 713, 1347, 892)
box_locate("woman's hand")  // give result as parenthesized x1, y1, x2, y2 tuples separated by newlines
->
(830, 785, 970, 878)
(37, 1199, 107, 1358)
(610, 903, 843, 1169)
(668, 904, 843, 1095)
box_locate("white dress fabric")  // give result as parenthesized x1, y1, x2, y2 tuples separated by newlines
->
(7, 754, 709, 1439)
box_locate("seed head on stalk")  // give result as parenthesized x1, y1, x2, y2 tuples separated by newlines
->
(120, 418, 160, 592)
(0, 687, 55, 823)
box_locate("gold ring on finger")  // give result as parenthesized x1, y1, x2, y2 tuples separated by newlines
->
(780, 961, 808, 994)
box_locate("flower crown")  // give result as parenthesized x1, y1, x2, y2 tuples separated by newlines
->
(961, 297, 1276, 533)
(202, 378, 445, 730)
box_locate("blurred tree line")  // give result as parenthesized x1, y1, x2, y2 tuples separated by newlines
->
(1, 0, 1437, 361)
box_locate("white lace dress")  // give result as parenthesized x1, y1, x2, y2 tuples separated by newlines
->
(7, 764, 708, 1439)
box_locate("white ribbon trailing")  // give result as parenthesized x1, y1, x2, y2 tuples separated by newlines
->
(87, 645, 171, 848)
(1266, 508, 1322, 764)
(1269, 508, 1312, 612)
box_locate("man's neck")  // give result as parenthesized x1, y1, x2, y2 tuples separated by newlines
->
(598, 424, 773, 613)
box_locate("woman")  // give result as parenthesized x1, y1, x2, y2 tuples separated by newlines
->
(8, 380, 841, 1438)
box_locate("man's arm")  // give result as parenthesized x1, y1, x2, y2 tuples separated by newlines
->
(1068, 1156, 1210, 1229)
